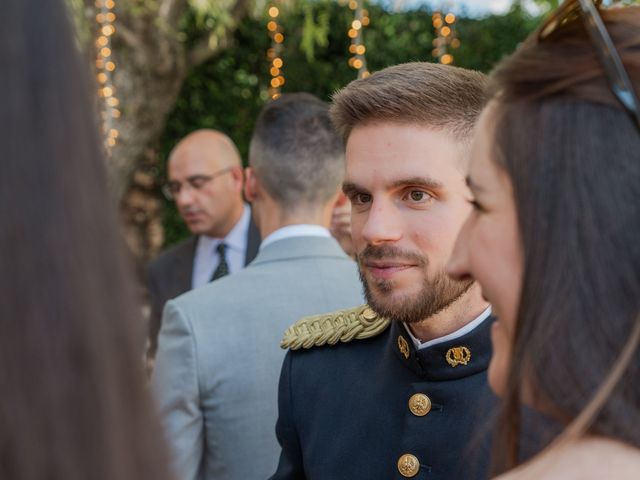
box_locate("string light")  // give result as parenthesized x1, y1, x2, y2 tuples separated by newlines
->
(432, 9, 460, 66)
(266, 3, 285, 100)
(95, 0, 120, 151)
(347, 1, 369, 79)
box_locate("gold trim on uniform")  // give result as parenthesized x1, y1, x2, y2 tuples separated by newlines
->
(362, 307, 377, 320)
(280, 304, 390, 350)
(397, 453, 420, 478)
(408, 393, 432, 417)
(397, 335, 410, 359)
(445, 346, 471, 367)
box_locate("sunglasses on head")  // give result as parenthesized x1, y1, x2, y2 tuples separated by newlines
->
(536, 0, 640, 131)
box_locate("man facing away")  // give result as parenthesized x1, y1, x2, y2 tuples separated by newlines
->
(271, 63, 496, 480)
(152, 93, 364, 480)
(146, 130, 260, 358)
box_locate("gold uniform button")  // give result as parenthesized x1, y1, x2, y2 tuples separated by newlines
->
(397, 453, 420, 478)
(408, 393, 432, 417)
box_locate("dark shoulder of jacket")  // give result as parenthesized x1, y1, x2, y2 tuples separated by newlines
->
(147, 236, 196, 273)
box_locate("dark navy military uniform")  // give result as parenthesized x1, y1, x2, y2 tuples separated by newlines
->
(270, 306, 497, 480)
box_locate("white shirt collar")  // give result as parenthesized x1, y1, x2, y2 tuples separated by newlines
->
(403, 306, 492, 350)
(222, 204, 251, 252)
(197, 204, 251, 252)
(191, 205, 251, 289)
(260, 224, 331, 251)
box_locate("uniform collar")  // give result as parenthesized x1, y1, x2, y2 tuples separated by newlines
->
(403, 307, 492, 350)
(388, 314, 494, 381)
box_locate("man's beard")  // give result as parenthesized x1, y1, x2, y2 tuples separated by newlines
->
(357, 244, 473, 324)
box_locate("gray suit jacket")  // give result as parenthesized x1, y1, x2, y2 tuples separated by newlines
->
(152, 235, 363, 480)
(146, 219, 261, 355)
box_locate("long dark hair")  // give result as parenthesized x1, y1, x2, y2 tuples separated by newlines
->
(487, 6, 640, 473)
(0, 1, 173, 479)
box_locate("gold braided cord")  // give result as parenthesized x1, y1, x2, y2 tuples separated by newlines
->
(281, 305, 390, 350)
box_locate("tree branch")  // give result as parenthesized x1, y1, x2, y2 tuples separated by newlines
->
(187, 33, 233, 69)
(116, 21, 146, 51)
(158, 0, 189, 27)
(229, 0, 251, 21)
(186, 0, 251, 69)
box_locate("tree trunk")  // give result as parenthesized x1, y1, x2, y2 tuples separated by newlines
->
(79, 0, 251, 264)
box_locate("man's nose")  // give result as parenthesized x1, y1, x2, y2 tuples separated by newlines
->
(360, 200, 403, 246)
(175, 185, 196, 207)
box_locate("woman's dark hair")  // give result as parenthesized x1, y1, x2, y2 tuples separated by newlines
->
(0, 1, 173, 479)
(487, 5, 640, 474)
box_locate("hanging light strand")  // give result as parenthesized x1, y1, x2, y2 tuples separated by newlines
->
(95, 0, 120, 151)
(266, 3, 285, 100)
(431, 10, 460, 65)
(347, 0, 370, 78)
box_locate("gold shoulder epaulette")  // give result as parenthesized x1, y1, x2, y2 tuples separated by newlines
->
(280, 305, 390, 351)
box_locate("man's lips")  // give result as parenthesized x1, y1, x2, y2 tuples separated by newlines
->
(362, 261, 417, 280)
(182, 211, 203, 221)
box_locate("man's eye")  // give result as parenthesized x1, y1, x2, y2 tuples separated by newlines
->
(167, 183, 181, 194)
(189, 177, 209, 189)
(408, 191, 430, 202)
(353, 193, 372, 205)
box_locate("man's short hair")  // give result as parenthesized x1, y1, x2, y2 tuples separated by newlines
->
(250, 93, 344, 211)
(330, 62, 488, 142)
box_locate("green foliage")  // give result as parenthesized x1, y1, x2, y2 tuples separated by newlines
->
(455, 3, 541, 71)
(301, 3, 330, 61)
(157, 0, 544, 247)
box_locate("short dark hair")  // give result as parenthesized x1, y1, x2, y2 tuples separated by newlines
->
(249, 93, 345, 211)
(330, 62, 488, 141)
(487, 5, 640, 474)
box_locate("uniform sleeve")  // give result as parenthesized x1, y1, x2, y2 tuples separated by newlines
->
(269, 351, 306, 480)
(151, 300, 204, 480)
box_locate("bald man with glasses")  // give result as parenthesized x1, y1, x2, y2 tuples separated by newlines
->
(146, 129, 261, 359)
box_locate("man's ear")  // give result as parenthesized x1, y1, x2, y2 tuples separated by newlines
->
(230, 165, 244, 192)
(244, 167, 257, 202)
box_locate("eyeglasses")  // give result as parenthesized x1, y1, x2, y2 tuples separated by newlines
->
(536, 0, 640, 132)
(162, 166, 234, 200)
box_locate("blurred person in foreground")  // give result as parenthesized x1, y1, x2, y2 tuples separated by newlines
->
(448, 1, 640, 478)
(152, 93, 363, 480)
(146, 130, 261, 358)
(271, 63, 495, 480)
(0, 1, 173, 480)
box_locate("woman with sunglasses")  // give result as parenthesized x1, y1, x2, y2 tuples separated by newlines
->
(448, 1, 640, 478)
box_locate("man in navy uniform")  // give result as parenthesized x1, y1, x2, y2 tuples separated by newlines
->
(270, 62, 496, 480)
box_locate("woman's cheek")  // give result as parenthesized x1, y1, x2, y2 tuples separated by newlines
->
(488, 320, 512, 397)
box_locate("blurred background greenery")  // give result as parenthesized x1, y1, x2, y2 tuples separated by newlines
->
(158, 0, 542, 247)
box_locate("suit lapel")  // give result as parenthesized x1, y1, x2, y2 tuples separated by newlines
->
(171, 236, 197, 295)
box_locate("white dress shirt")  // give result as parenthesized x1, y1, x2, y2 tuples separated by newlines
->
(259, 224, 331, 250)
(404, 306, 492, 350)
(191, 205, 252, 289)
